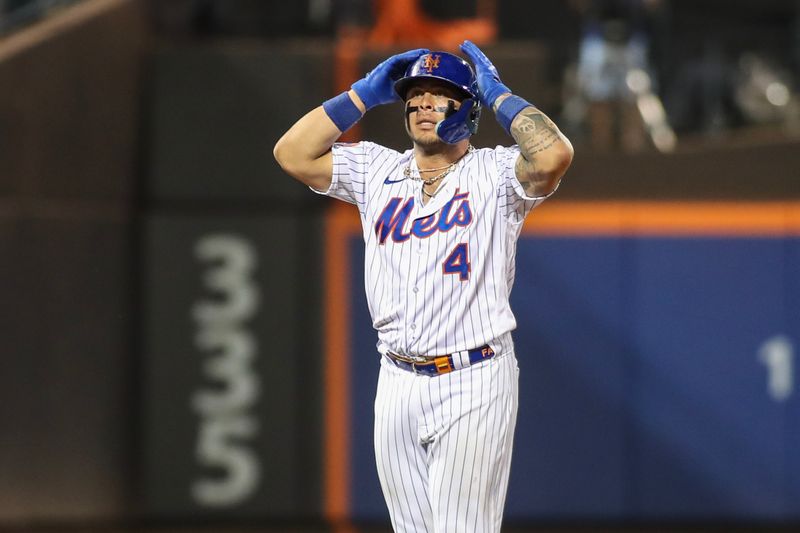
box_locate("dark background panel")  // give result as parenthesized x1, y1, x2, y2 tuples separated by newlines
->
(141, 214, 322, 518)
(558, 140, 800, 200)
(0, 0, 142, 521)
(0, 213, 132, 521)
(630, 238, 789, 519)
(149, 0, 324, 38)
(0, 0, 143, 201)
(145, 44, 334, 204)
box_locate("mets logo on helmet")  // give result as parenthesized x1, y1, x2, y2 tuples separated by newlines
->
(422, 54, 441, 73)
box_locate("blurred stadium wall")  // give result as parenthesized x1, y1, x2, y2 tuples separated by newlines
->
(1, 0, 799, 529)
(0, 0, 143, 523)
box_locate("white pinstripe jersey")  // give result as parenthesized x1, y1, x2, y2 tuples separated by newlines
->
(318, 141, 552, 357)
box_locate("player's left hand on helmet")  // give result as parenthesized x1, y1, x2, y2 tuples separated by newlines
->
(459, 40, 511, 109)
(352, 48, 430, 111)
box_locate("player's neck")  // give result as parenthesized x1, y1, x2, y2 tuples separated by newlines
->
(413, 141, 469, 173)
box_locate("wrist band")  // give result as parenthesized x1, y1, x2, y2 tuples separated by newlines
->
(351, 78, 378, 111)
(495, 95, 533, 134)
(483, 82, 511, 111)
(322, 92, 363, 132)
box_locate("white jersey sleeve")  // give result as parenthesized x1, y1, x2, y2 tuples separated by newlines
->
(311, 141, 399, 215)
(494, 144, 558, 223)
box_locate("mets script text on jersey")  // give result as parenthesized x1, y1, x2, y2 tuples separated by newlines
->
(374, 190, 472, 244)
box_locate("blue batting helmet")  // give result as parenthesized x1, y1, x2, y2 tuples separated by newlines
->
(394, 51, 481, 143)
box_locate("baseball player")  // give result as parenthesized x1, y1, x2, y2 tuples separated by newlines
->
(274, 41, 573, 532)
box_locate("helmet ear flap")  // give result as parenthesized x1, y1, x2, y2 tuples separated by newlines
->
(435, 98, 481, 144)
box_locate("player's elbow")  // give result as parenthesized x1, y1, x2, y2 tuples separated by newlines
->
(539, 136, 574, 181)
(530, 142, 573, 184)
(272, 136, 293, 174)
(273, 136, 332, 191)
(273, 136, 304, 182)
(548, 141, 574, 181)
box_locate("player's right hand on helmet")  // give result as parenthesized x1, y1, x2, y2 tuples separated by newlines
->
(352, 48, 429, 110)
(460, 40, 511, 109)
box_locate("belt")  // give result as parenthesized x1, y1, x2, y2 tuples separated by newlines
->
(384, 345, 496, 376)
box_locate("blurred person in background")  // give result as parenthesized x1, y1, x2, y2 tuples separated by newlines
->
(567, 0, 668, 151)
(663, 1, 800, 138)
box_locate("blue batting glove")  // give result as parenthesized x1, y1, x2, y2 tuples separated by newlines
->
(459, 40, 511, 108)
(352, 48, 429, 110)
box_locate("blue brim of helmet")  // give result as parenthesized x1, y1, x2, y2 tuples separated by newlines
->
(394, 75, 474, 102)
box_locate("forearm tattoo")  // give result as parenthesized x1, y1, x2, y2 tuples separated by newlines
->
(511, 109, 561, 192)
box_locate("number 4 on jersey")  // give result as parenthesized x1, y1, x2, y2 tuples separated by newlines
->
(443, 243, 471, 281)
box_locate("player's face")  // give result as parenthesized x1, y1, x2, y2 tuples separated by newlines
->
(404, 81, 463, 147)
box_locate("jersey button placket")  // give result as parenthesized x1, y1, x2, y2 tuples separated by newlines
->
(408, 234, 425, 347)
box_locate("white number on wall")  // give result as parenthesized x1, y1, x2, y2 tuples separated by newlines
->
(758, 335, 794, 402)
(191, 234, 261, 507)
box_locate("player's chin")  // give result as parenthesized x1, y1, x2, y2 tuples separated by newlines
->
(408, 129, 444, 148)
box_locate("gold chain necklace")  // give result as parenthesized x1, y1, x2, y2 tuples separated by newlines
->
(403, 145, 474, 185)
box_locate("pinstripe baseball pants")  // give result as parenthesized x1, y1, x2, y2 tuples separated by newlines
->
(374, 349, 519, 532)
